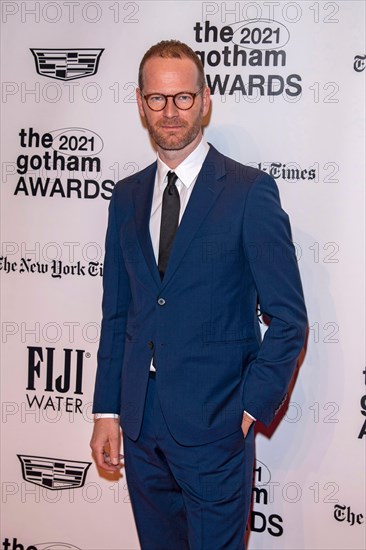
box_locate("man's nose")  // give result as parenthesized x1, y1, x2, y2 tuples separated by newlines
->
(163, 96, 179, 117)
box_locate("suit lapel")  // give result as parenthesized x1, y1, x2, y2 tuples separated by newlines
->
(133, 162, 162, 289)
(132, 147, 227, 290)
(161, 146, 226, 288)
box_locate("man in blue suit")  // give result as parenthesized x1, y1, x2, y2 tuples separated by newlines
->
(90, 40, 307, 549)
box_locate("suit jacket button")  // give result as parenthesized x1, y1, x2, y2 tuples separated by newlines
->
(147, 341, 154, 349)
(157, 298, 166, 306)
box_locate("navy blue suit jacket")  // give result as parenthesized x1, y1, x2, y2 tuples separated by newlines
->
(93, 145, 307, 445)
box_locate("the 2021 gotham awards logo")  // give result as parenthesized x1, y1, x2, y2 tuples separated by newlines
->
(192, 19, 302, 98)
(30, 49, 104, 81)
(17, 454, 91, 490)
(358, 368, 366, 439)
(2, 539, 82, 550)
(248, 460, 284, 537)
(25, 346, 89, 415)
(13, 127, 115, 200)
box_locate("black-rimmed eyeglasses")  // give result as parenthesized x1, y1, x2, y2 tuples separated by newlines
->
(142, 88, 203, 111)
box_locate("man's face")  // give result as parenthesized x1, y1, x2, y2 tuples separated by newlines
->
(137, 56, 210, 153)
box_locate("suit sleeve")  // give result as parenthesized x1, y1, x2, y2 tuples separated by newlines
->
(242, 173, 307, 426)
(92, 186, 131, 414)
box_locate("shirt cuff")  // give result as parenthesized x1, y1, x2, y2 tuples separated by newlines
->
(243, 410, 256, 421)
(94, 413, 120, 419)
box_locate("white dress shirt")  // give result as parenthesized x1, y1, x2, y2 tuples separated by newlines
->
(95, 138, 255, 421)
(149, 137, 210, 263)
(148, 137, 210, 373)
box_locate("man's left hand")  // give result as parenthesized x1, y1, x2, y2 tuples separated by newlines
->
(241, 412, 254, 438)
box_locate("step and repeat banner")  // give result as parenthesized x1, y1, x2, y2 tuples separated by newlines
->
(1, 1, 365, 549)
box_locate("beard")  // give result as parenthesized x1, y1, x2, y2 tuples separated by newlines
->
(144, 107, 203, 151)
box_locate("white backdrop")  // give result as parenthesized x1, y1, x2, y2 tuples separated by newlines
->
(1, 1, 365, 549)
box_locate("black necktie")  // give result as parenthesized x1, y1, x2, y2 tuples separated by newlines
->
(158, 171, 180, 279)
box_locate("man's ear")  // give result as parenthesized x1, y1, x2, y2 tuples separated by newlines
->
(202, 85, 211, 117)
(136, 88, 145, 118)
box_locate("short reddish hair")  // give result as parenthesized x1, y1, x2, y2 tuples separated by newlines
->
(138, 40, 205, 90)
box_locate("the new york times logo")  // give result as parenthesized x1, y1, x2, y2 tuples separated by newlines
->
(26, 346, 88, 415)
(193, 20, 302, 98)
(334, 504, 364, 526)
(257, 162, 316, 181)
(18, 454, 91, 490)
(353, 54, 366, 73)
(2, 539, 82, 550)
(31, 49, 104, 81)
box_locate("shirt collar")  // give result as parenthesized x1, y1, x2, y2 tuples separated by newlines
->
(157, 137, 210, 190)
